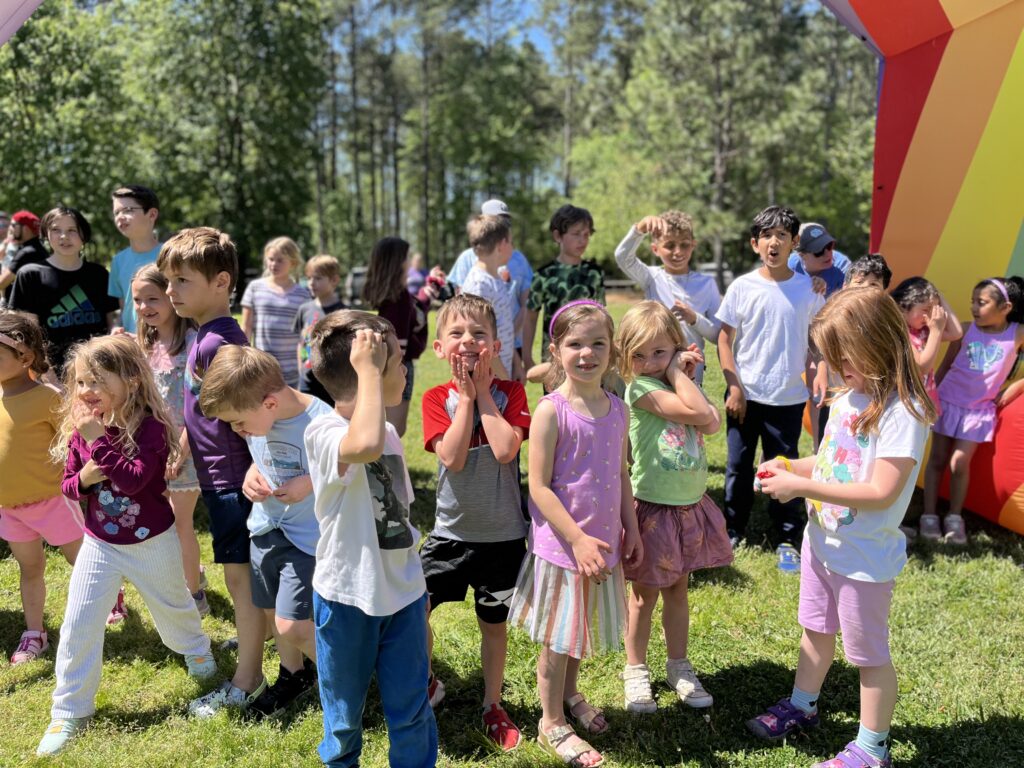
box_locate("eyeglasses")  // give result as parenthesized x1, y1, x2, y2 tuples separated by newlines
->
(112, 206, 144, 219)
(812, 242, 835, 257)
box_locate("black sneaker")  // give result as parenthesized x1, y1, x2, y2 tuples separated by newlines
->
(247, 662, 317, 720)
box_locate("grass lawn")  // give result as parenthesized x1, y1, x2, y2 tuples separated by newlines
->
(2, 294, 1024, 766)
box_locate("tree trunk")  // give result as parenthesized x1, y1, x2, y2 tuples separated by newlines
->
(348, 4, 364, 241)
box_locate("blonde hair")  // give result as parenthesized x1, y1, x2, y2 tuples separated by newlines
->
(435, 293, 497, 337)
(467, 215, 510, 254)
(615, 300, 686, 383)
(305, 254, 341, 281)
(263, 236, 303, 279)
(132, 263, 195, 357)
(654, 210, 694, 242)
(51, 335, 179, 466)
(546, 302, 616, 390)
(811, 287, 936, 435)
(199, 345, 287, 416)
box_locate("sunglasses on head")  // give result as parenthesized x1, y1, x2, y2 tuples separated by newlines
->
(812, 242, 835, 257)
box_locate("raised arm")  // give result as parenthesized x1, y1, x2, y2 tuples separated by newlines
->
(337, 330, 388, 467)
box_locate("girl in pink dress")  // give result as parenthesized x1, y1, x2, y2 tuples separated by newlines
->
(921, 276, 1024, 544)
(509, 300, 642, 768)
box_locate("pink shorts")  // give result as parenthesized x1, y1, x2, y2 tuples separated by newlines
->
(798, 539, 894, 667)
(0, 495, 85, 546)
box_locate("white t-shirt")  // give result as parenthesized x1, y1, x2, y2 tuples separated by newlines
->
(461, 265, 516, 373)
(805, 392, 928, 582)
(304, 412, 425, 615)
(615, 227, 722, 384)
(715, 269, 824, 405)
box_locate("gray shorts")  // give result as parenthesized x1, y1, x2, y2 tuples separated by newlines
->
(250, 528, 315, 620)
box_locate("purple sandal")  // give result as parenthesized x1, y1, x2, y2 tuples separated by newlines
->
(746, 698, 820, 741)
(813, 741, 891, 768)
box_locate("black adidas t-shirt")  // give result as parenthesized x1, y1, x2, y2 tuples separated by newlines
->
(9, 260, 116, 373)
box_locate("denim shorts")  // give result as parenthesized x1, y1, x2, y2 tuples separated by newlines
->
(202, 488, 252, 564)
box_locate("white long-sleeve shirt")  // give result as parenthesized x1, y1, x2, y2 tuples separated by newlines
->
(615, 226, 723, 383)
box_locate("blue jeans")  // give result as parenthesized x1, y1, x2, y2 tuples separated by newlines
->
(314, 591, 437, 768)
(724, 400, 806, 548)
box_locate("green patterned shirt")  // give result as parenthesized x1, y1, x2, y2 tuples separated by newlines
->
(527, 259, 606, 357)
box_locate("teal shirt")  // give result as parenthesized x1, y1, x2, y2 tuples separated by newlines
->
(626, 376, 708, 506)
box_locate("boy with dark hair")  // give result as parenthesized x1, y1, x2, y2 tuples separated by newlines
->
(200, 345, 331, 719)
(845, 254, 893, 290)
(522, 204, 604, 370)
(110, 185, 162, 332)
(716, 206, 825, 572)
(304, 310, 436, 767)
(293, 254, 345, 404)
(460, 215, 518, 379)
(420, 293, 530, 750)
(157, 227, 268, 716)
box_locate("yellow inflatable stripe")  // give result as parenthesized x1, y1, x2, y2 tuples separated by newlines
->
(940, 0, 1018, 29)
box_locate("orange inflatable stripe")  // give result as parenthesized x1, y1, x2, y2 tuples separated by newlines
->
(876, 9, 1021, 285)
(849, 0, 950, 56)
(940, 0, 1019, 29)
(925, 26, 1024, 314)
(998, 487, 1024, 535)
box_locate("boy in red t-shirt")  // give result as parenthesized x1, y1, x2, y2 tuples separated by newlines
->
(420, 294, 531, 751)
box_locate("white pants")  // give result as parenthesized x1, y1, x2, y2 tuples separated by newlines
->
(51, 528, 211, 719)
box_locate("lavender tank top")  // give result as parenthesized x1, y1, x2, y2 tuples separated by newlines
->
(938, 322, 1019, 410)
(528, 391, 627, 570)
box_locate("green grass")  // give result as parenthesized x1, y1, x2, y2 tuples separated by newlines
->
(3, 295, 1024, 766)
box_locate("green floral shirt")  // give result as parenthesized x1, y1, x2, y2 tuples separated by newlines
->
(527, 259, 606, 356)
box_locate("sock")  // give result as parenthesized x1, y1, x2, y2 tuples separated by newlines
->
(855, 723, 889, 762)
(790, 685, 819, 715)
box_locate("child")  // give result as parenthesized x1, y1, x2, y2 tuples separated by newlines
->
(921, 276, 1024, 544)
(241, 237, 308, 387)
(523, 205, 605, 372)
(459, 214, 520, 380)
(748, 287, 934, 768)
(8, 206, 118, 375)
(889, 277, 963, 415)
(844, 254, 892, 290)
(716, 206, 825, 571)
(109, 185, 162, 333)
(361, 236, 437, 437)
(0, 311, 84, 664)
(293, 253, 345, 404)
(131, 263, 206, 614)
(614, 210, 722, 384)
(303, 310, 437, 767)
(615, 301, 732, 714)
(199, 345, 331, 719)
(157, 228, 267, 716)
(509, 300, 642, 768)
(36, 335, 215, 756)
(420, 294, 531, 750)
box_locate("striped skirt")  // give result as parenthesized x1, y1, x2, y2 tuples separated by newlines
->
(508, 553, 628, 660)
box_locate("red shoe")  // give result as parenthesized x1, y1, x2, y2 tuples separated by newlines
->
(482, 703, 521, 751)
(106, 588, 128, 626)
(427, 675, 445, 708)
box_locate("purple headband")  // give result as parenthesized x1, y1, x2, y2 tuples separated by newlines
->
(0, 332, 27, 354)
(549, 299, 604, 338)
(988, 278, 1010, 302)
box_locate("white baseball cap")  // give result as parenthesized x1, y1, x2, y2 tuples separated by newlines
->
(480, 199, 511, 217)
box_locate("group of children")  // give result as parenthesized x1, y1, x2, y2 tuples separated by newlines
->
(0, 190, 1022, 768)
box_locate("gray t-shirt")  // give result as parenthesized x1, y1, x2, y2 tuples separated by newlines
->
(422, 379, 531, 542)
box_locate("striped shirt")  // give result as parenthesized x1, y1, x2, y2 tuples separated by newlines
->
(241, 278, 309, 386)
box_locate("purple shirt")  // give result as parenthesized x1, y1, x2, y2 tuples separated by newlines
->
(184, 316, 252, 489)
(62, 416, 175, 545)
(528, 391, 627, 571)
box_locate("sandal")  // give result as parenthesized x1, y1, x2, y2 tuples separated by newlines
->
(565, 693, 609, 736)
(537, 719, 604, 767)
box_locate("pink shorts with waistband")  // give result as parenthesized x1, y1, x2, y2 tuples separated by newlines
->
(0, 495, 85, 546)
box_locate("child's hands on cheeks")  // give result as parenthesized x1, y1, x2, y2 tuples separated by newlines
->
(572, 534, 613, 583)
(451, 354, 477, 400)
(350, 328, 388, 377)
(670, 344, 703, 381)
(471, 347, 494, 393)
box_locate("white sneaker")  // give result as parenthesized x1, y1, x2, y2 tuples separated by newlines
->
(188, 679, 267, 718)
(666, 658, 713, 708)
(185, 652, 217, 679)
(37, 717, 89, 756)
(622, 663, 657, 714)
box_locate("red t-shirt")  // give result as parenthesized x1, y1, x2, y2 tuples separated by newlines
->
(422, 378, 531, 452)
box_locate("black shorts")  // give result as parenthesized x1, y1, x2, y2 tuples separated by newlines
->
(202, 488, 252, 564)
(250, 529, 316, 621)
(419, 536, 526, 624)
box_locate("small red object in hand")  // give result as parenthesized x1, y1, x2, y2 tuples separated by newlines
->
(757, 470, 774, 480)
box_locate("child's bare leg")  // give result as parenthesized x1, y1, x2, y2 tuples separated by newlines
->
(9, 540, 47, 631)
(538, 644, 570, 728)
(923, 433, 953, 517)
(58, 538, 82, 565)
(223, 562, 265, 691)
(625, 583, 659, 665)
(661, 576, 690, 660)
(859, 661, 897, 732)
(273, 612, 316, 671)
(478, 617, 507, 707)
(947, 439, 979, 517)
(169, 489, 202, 593)
(794, 628, 836, 695)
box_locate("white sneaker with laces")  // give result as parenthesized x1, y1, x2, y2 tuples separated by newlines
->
(622, 663, 657, 713)
(666, 658, 713, 708)
(188, 678, 267, 718)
